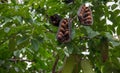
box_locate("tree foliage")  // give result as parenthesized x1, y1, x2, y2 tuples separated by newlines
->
(0, 0, 120, 73)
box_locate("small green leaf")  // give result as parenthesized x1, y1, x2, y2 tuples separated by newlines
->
(13, 50, 20, 57)
(14, 67, 19, 72)
(4, 27, 10, 33)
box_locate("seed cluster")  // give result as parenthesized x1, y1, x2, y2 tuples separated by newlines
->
(77, 4, 93, 26)
(54, 4, 93, 43)
(57, 19, 71, 43)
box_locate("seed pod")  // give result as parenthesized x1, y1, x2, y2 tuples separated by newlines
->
(100, 37, 109, 62)
(63, 0, 74, 4)
(50, 14, 61, 27)
(77, 4, 93, 26)
(57, 18, 72, 43)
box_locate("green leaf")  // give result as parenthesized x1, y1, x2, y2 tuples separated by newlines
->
(60, 55, 78, 73)
(81, 59, 95, 73)
(17, 37, 28, 45)
(31, 39, 39, 51)
(4, 27, 10, 33)
(105, 32, 120, 47)
(110, 40, 120, 47)
(84, 26, 99, 38)
(13, 50, 20, 57)
(105, 32, 113, 40)
(111, 4, 118, 10)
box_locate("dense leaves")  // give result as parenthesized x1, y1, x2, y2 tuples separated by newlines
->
(0, 0, 120, 73)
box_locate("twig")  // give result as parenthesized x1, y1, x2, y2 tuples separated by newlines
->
(70, 15, 77, 22)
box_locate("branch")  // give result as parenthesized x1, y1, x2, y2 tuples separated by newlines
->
(52, 55, 59, 73)
(79, 35, 101, 40)
(9, 58, 33, 62)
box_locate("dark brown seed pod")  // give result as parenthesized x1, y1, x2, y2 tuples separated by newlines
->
(100, 37, 109, 62)
(49, 14, 61, 27)
(56, 18, 72, 43)
(1, 0, 8, 3)
(77, 4, 93, 26)
(63, 0, 74, 4)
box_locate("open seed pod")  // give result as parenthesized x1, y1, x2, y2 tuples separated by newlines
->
(77, 4, 93, 26)
(57, 18, 72, 43)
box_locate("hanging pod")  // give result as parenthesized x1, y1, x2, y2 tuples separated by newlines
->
(77, 4, 93, 26)
(49, 14, 61, 27)
(57, 18, 72, 43)
(63, 0, 74, 4)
